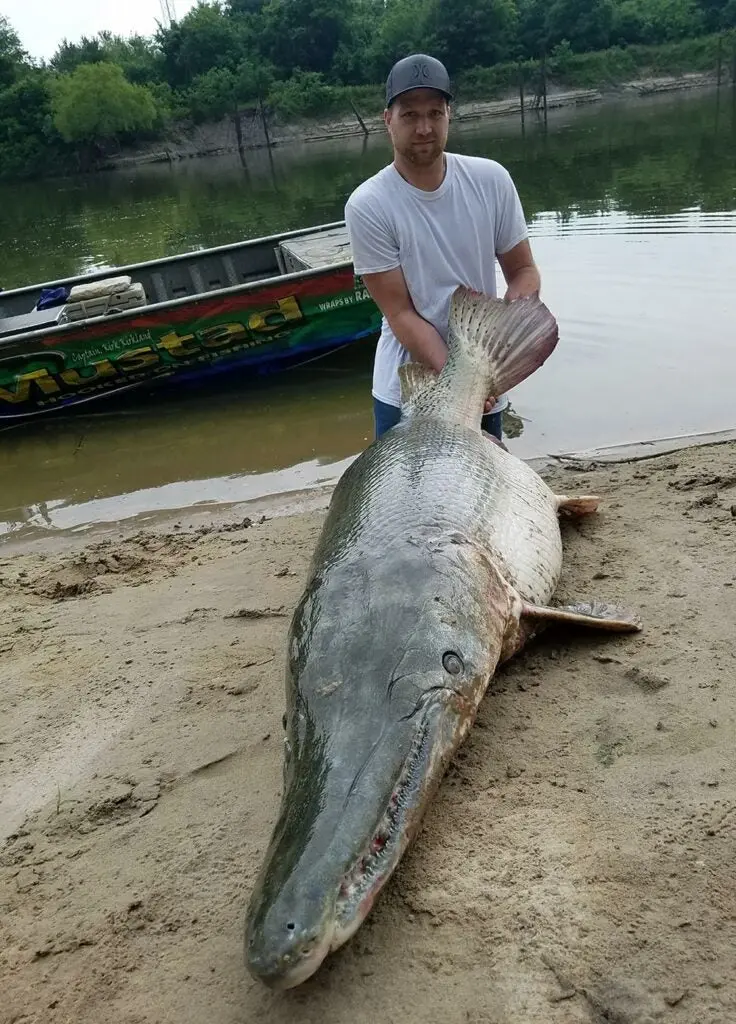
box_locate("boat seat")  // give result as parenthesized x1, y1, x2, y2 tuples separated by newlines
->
(58, 282, 147, 324)
(67, 275, 133, 302)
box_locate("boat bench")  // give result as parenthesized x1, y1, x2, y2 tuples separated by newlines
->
(0, 307, 63, 339)
(57, 278, 148, 324)
(277, 226, 352, 273)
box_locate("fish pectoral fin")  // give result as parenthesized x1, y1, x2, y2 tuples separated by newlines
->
(520, 599, 642, 633)
(555, 494, 601, 516)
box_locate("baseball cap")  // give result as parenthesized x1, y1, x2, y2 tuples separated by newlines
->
(385, 54, 453, 108)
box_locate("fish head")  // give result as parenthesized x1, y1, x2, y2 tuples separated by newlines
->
(245, 532, 513, 989)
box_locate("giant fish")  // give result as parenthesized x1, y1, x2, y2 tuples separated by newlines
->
(244, 286, 641, 989)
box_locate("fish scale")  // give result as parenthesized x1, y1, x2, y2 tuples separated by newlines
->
(244, 287, 641, 990)
(314, 416, 562, 608)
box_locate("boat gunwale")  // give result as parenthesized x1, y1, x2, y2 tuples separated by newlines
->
(0, 219, 349, 301)
(0, 253, 358, 352)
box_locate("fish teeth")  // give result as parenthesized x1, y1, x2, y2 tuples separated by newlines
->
(336, 718, 432, 925)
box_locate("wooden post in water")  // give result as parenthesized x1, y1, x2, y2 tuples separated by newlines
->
(350, 98, 369, 137)
(233, 109, 245, 158)
(259, 97, 273, 150)
(541, 52, 548, 128)
(717, 32, 723, 89)
(519, 65, 526, 134)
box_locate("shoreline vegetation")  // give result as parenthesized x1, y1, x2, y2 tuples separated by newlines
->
(0, 1, 735, 181)
(108, 70, 724, 170)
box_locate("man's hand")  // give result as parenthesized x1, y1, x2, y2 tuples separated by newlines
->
(504, 268, 540, 303)
(497, 240, 541, 303)
(484, 396, 496, 413)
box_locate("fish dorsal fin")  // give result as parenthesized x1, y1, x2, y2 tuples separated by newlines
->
(398, 362, 438, 414)
(447, 286, 559, 398)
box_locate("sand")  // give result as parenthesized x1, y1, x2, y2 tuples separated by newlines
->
(2, 438, 736, 1024)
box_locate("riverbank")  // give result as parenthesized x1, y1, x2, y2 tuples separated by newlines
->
(2, 436, 735, 1022)
(107, 70, 721, 170)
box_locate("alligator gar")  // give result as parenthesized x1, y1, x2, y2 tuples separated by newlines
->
(244, 286, 641, 989)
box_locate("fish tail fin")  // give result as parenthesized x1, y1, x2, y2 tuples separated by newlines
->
(398, 362, 438, 414)
(447, 286, 559, 397)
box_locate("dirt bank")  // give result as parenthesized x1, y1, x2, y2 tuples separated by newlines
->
(1, 438, 735, 1023)
(108, 72, 720, 170)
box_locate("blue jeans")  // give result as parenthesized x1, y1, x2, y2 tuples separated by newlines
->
(373, 398, 503, 441)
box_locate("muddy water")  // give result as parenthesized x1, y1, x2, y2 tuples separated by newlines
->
(1, 87, 735, 540)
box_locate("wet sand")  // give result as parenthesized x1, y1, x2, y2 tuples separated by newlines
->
(2, 439, 736, 1023)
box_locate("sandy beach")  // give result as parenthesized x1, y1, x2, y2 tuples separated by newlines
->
(2, 438, 736, 1024)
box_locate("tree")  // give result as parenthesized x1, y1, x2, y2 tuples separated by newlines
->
(157, 2, 252, 88)
(696, 0, 736, 29)
(186, 59, 273, 121)
(517, 0, 551, 57)
(0, 71, 69, 179)
(0, 15, 29, 89)
(258, 0, 353, 76)
(266, 69, 337, 116)
(51, 32, 165, 85)
(424, 0, 519, 70)
(357, 0, 432, 82)
(544, 0, 615, 52)
(225, 0, 268, 14)
(612, 0, 705, 44)
(52, 62, 159, 149)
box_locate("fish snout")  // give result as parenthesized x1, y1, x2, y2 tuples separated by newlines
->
(245, 909, 333, 989)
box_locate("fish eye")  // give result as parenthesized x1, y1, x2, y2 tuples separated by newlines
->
(442, 651, 464, 675)
(282, 713, 287, 730)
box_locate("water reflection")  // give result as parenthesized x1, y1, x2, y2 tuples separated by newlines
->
(0, 341, 376, 538)
(0, 88, 734, 290)
(1, 87, 735, 541)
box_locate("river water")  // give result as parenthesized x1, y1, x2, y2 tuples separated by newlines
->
(1, 87, 735, 539)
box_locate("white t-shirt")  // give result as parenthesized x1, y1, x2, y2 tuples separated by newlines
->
(345, 151, 529, 411)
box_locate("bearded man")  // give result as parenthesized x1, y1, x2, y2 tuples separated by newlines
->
(344, 53, 544, 442)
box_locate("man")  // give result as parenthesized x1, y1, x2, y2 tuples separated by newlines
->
(344, 53, 543, 442)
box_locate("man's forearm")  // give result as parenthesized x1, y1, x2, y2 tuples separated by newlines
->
(387, 309, 447, 373)
(504, 264, 541, 301)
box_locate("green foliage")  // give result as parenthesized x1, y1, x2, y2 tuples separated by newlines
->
(157, 2, 254, 88)
(612, 0, 706, 44)
(0, 71, 70, 179)
(51, 32, 164, 84)
(0, 1, 735, 180)
(699, 0, 736, 30)
(258, 0, 352, 77)
(425, 0, 519, 68)
(0, 15, 28, 89)
(186, 59, 274, 121)
(267, 70, 338, 118)
(51, 63, 159, 145)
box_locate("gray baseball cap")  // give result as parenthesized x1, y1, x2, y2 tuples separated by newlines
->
(385, 54, 453, 108)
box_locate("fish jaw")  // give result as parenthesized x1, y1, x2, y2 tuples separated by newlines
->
(244, 680, 488, 990)
(330, 685, 477, 948)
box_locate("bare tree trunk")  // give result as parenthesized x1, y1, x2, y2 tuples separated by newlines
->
(350, 99, 368, 136)
(260, 98, 272, 149)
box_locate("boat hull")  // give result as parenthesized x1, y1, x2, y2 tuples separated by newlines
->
(0, 266, 380, 420)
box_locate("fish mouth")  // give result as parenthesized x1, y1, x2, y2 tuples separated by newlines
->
(246, 686, 464, 989)
(331, 694, 446, 943)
